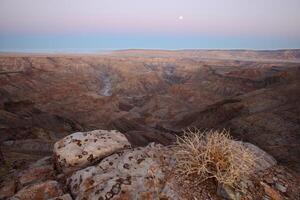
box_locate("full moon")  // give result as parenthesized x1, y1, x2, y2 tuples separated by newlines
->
(178, 16, 183, 20)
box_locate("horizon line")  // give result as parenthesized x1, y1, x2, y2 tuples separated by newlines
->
(1, 48, 300, 55)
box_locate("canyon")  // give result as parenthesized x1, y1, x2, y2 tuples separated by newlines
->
(0, 49, 299, 199)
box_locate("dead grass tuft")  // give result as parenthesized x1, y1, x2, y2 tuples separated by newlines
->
(174, 129, 256, 188)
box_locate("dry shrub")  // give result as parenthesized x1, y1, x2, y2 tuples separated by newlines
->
(174, 129, 256, 187)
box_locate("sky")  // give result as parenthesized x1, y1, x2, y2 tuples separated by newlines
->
(0, 0, 300, 52)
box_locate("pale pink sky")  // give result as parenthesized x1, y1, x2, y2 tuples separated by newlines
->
(1, 0, 299, 37)
(0, 0, 300, 50)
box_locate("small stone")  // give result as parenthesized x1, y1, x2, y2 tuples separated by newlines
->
(240, 181, 248, 189)
(265, 177, 274, 184)
(275, 183, 287, 193)
(260, 181, 284, 200)
(240, 178, 254, 189)
(56, 173, 65, 180)
(48, 193, 73, 200)
(217, 184, 241, 200)
(262, 195, 271, 200)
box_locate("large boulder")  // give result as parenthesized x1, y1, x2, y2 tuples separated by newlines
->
(67, 143, 180, 200)
(216, 142, 277, 200)
(242, 142, 277, 172)
(53, 130, 130, 173)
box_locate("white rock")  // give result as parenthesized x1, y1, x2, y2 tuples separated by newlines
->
(67, 143, 179, 200)
(53, 130, 130, 173)
(275, 183, 287, 193)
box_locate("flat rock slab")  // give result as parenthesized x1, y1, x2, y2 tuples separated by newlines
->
(53, 130, 130, 173)
(17, 157, 54, 187)
(9, 180, 63, 200)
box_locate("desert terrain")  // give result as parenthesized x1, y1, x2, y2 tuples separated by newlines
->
(0, 49, 299, 199)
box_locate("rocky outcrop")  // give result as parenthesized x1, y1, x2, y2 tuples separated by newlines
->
(56, 129, 289, 200)
(1, 129, 299, 200)
(53, 130, 130, 173)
